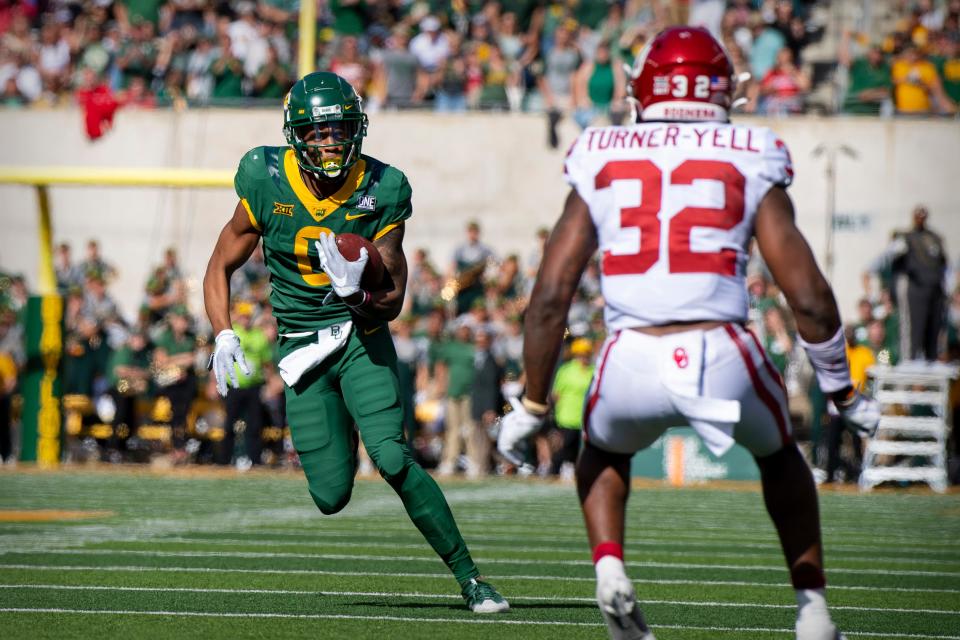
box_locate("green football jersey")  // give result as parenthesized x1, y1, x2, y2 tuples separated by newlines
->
(234, 146, 412, 333)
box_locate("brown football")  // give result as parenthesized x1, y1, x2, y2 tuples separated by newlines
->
(335, 233, 385, 289)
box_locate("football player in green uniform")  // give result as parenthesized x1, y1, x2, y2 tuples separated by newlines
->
(202, 71, 508, 613)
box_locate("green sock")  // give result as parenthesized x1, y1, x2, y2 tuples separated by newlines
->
(387, 463, 480, 586)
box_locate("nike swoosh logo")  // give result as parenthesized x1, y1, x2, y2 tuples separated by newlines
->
(345, 212, 369, 221)
(363, 326, 382, 336)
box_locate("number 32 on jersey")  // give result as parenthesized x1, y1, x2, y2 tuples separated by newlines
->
(596, 159, 744, 277)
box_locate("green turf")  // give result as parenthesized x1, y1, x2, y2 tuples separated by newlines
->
(0, 469, 958, 639)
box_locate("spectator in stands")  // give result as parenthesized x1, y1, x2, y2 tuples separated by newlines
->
(82, 271, 119, 324)
(688, 0, 725, 39)
(185, 34, 216, 101)
(477, 44, 510, 110)
(1, 9, 33, 59)
(330, 0, 366, 37)
(573, 41, 626, 128)
(62, 314, 110, 398)
(410, 14, 450, 80)
(252, 42, 291, 99)
(54, 242, 83, 295)
(390, 315, 420, 446)
(931, 31, 960, 105)
(451, 220, 494, 316)
(78, 239, 116, 282)
(434, 31, 468, 112)
(0, 307, 19, 464)
(0, 75, 26, 107)
(122, 75, 156, 108)
(330, 34, 372, 98)
(144, 252, 186, 324)
(117, 19, 158, 91)
(839, 31, 893, 116)
(218, 300, 271, 469)
(758, 47, 810, 115)
(867, 318, 898, 366)
(496, 12, 524, 109)
(540, 22, 581, 148)
(37, 22, 70, 98)
(491, 254, 523, 301)
(877, 289, 902, 358)
(852, 297, 875, 346)
(493, 314, 524, 383)
(763, 306, 795, 376)
(152, 305, 196, 464)
(116, 0, 165, 31)
(105, 330, 152, 455)
(211, 33, 245, 101)
(434, 323, 479, 477)
(376, 26, 420, 108)
(748, 13, 787, 81)
(892, 42, 956, 115)
(526, 227, 549, 282)
(469, 328, 502, 478)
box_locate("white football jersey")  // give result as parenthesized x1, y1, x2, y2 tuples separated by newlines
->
(564, 121, 793, 330)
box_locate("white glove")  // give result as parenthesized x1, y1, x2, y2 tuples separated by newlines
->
(496, 397, 546, 466)
(316, 232, 368, 299)
(209, 329, 250, 397)
(837, 391, 881, 439)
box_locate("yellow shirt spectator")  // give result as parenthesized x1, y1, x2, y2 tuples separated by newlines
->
(846, 344, 875, 392)
(892, 58, 939, 112)
(0, 352, 16, 393)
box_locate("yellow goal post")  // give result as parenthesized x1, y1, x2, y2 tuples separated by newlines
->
(0, 165, 233, 465)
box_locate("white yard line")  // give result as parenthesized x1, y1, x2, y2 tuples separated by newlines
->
(106, 535, 960, 567)
(21, 548, 960, 578)
(1, 584, 957, 616)
(1, 564, 957, 594)
(0, 607, 957, 639)
(235, 523, 960, 551)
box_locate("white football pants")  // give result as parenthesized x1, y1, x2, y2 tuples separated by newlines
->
(583, 323, 792, 458)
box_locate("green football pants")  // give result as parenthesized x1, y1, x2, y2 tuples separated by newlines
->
(281, 325, 480, 585)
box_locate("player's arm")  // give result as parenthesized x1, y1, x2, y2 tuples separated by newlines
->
(497, 189, 595, 465)
(755, 187, 854, 406)
(203, 201, 262, 335)
(359, 223, 408, 322)
(523, 189, 598, 407)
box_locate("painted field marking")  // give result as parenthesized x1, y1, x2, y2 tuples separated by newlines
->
(105, 535, 960, 567)
(236, 523, 960, 550)
(1, 584, 957, 616)
(20, 548, 960, 578)
(0, 510, 114, 522)
(0, 607, 957, 639)
(1, 564, 957, 595)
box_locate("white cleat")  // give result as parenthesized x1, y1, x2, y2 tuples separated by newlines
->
(596, 559, 655, 640)
(796, 617, 845, 640)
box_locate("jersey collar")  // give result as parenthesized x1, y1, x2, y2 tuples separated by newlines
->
(283, 148, 366, 222)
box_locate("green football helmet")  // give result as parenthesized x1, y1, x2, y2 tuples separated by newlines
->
(283, 72, 368, 180)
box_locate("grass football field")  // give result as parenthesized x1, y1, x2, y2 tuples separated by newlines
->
(0, 468, 957, 639)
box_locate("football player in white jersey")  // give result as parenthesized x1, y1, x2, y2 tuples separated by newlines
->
(498, 27, 880, 640)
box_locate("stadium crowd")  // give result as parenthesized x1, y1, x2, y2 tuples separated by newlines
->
(0, 0, 958, 481)
(0, 206, 958, 483)
(1, 1, 958, 142)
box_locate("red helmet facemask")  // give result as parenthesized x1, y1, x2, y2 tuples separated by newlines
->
(628, 26, 735, 123)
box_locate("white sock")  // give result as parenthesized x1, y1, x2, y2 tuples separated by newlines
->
(595, 555, 627, 582)
(796, 588, 830, 621)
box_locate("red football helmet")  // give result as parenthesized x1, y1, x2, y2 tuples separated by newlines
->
(629, 26, 734, 122)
